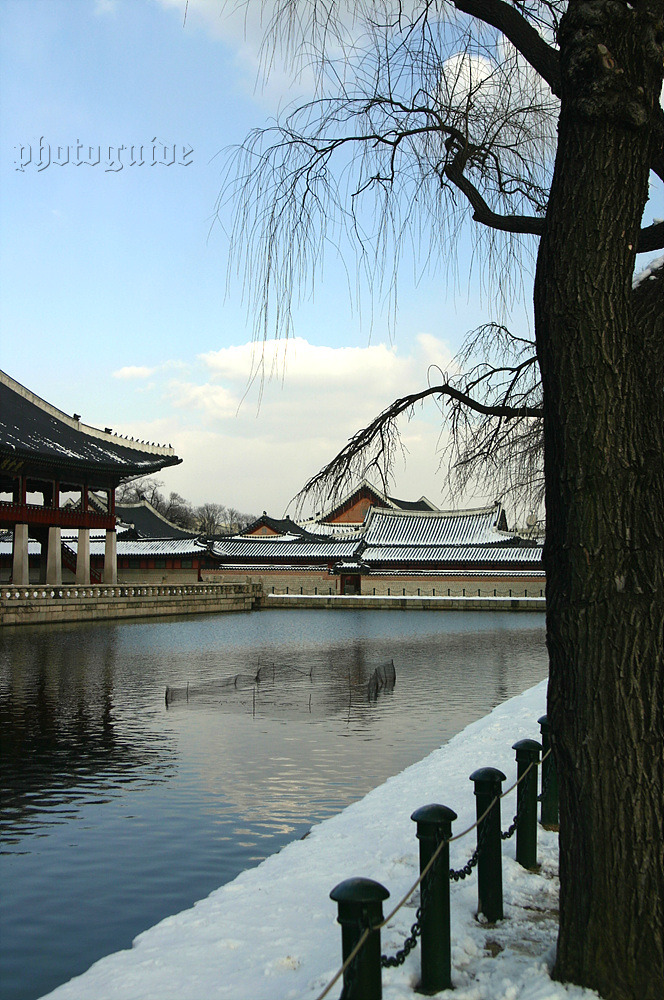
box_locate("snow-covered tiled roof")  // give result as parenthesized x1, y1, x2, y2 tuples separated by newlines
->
(208, 500, 543, 569)
(362, 544, 542, 564)
(0, 370, 181, 478)
(295, 521, 365, 539)
(362, 505, 510, 547)
(633, 253, 664, 288)
(214, 537, 359, 559)
(0, 536, 213, 559)
(312, 478, 440, 523)
(87, 538, 209, 558)
(115, 501, 199, 539)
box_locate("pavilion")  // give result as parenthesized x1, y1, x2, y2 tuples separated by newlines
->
(0, 370, 181, 586)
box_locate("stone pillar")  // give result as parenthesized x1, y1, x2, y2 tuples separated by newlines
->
(103, 529, 117, 584)
(76, 527, 91, 584)
(46, 526, 62, 586)
(38, 535, 48, 584)
(12, 524, 30, 585)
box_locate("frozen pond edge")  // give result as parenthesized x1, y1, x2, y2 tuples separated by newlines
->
(39, 677, 600, 1000)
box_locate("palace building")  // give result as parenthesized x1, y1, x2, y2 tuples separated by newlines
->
(1, 373, 544, 595)
(207, 481, 544, 598)
(0, 370, 181, 586)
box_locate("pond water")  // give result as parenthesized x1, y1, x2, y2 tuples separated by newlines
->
(0, 609, 547, 1000)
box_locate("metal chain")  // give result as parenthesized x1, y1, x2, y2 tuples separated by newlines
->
(381, 820, 454, 967)
(449, 803, 493, 879)
(380, 909, 422, 968)
(502, 760, 537, 839)
(317, 750, 552, 1000)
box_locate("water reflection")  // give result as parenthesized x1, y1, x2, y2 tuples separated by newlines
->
(0, 610, 547, 1000)
(0, 632, 172, 844)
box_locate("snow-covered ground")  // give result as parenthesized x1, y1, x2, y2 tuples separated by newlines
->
(41, 679, 601, 1000)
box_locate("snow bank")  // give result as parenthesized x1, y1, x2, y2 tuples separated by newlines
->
(41, 680, 601, 1000)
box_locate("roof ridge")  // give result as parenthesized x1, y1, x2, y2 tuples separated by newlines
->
(367, 503, 500, 519)
(0, 369, 176, 457)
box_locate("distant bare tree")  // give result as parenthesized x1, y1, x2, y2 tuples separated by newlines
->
(163, 491, 196, 530)
(115, 476, 165, 510)
(224, 507, 257, 533)
(197, 502, 227, 536)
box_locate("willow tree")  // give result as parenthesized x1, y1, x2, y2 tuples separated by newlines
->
(223, 2, 664, 996)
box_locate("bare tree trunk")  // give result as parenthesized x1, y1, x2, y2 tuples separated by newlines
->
(534, 5, 664, 998)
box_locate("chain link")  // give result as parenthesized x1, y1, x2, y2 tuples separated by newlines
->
(320, 752, 551, 1000)
(502, 761, 536, 839)
(380, 909, 422, 968)
(380, 824, 450, 967)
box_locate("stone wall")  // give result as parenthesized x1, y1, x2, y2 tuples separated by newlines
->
(266, 594, 546, 611)
(205, 569, 545, 599)
(0, 582, 262, 626)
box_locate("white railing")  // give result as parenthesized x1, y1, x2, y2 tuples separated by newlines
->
(1, 583, 258, 602)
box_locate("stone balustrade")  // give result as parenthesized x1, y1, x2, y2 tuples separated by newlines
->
(1, 582, 263, 626)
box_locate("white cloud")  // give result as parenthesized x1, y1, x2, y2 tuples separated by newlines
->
(113, 365, 157, 380)
(167, 379, 240, 419)
(200, 337, 404, 386)
(112, 334, 463, 514)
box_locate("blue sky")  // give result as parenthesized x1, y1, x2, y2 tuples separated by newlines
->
(2, 0, 662, 517)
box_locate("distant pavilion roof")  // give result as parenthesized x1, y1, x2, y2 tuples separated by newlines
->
(239, 513, 330, 540)
(309, 479, 439, 526)
(214, 535, 358, 560)
(0, 370, 181, 488)
(115, 501, 198, 540)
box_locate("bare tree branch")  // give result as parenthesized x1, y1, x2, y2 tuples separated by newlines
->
(637, 220, 664, 252)
(445, 149, 546, 233)
(453, 0, 562, 94)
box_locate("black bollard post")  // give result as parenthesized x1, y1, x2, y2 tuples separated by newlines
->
(329, 877, 390, 1000)
(469, 767, 506, 922)
(512, 739, 541, 869)
(538, 715, 560, 830)
(411, 804, 457, 995)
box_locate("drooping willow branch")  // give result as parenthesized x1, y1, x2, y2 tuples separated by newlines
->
(294, 375, 543, 513)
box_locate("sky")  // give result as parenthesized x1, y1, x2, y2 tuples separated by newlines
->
(1, 0, 662, 520)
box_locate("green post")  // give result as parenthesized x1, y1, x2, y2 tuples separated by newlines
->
(469, 766, 505, 922)
(538, 714, 559, 830)
(512, 739, 541, 869)
(329, 877, 389, 1000)
(411, 804, 457, 994)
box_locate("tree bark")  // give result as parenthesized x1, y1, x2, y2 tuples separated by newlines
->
(534, 3, 664, 998)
